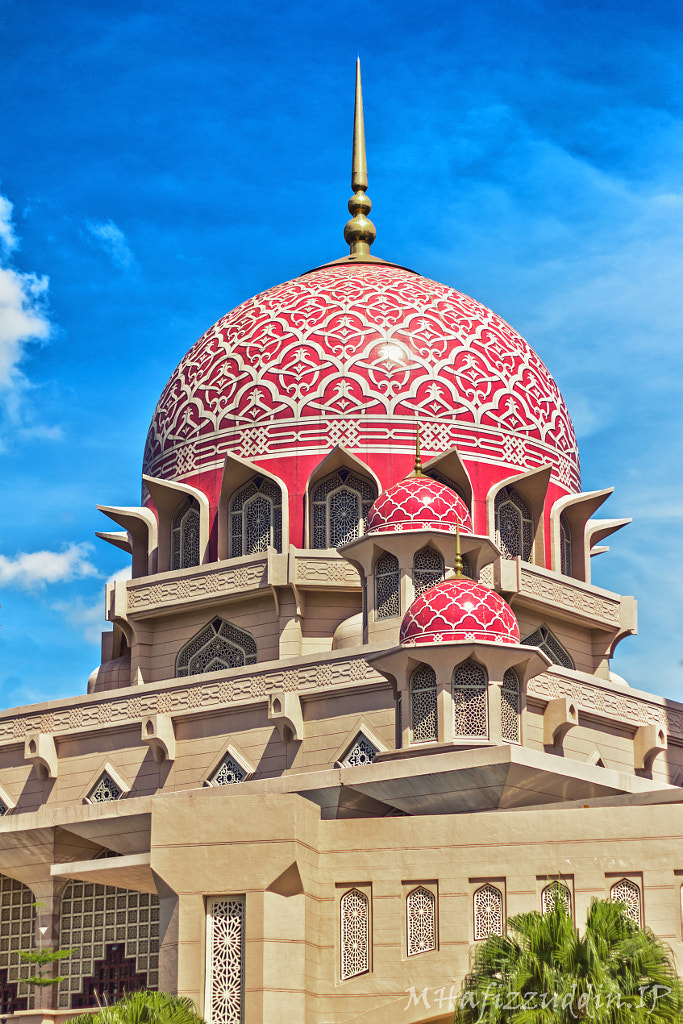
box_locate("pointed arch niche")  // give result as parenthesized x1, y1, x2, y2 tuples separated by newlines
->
(422, 446, 473, 511)
(143, 475, 210, 573)
(217, 453, 289, 560)
(305, 447, 380, 550)
(487, 466, 551, 566)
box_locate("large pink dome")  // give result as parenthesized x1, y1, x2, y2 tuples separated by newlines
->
(400, 578, 520, 646)
(367, 475, 473, 534)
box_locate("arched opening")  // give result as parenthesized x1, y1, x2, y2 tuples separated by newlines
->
(374, 551, 400, 619)
(171, 494, 201, 570)
(176, 617, 257, 677)
(501, 668, 521, 744)
(340, 889, 370, 979)
(310, 467, 377, 548)
(560, 511, 572, 576)
(229, 475, 283, 556)
(413, 547, 444, 597)
(495, 486, 533, 561)
(542, 881, 572, 917)
(410, 664, 438, 743)
(406, 887, 437, 956)
(453, 660, 488, 738)
(610, 878, 641, 925)
(473, 883, 503, 940)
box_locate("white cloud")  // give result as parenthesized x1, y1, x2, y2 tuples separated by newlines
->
(0, 542, 98, 590)
(53, 564, 131, 644)
(85, 219, 137, 271)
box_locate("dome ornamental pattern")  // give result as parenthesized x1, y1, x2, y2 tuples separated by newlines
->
(400, 578, 520, 646)
(367, 476, 473, 534)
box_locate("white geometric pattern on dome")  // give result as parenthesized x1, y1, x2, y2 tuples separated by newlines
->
(610, 878, 641, 924)
(176, 618, 257, 677)
(453, 661, 488, 738)
(410, 664, 437, 743)
(413, 547, 444, 598)
(342, 734, 378, 767)
(88, 772, 123, 803)
(473, 883, 504, 940)
(495, 486, 533, 561)
(560, 512, 572, 577)
(340, 889, 370, 980)
(229, 476, 282, 556)
(407, 887, 436, 956)
(542, 881, 572, 916)
(210, 756, 246, 787)
(143, 265, 581, 492)
(375, 552, 400, 619)
(501, 669, 521, 744)
(171, 495, 201, 570)
(205, 896, 245, 1024)
(312, 469, 376, 548)
(522, 624, 574, 670)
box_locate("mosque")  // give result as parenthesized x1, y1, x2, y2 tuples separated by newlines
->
(2, 62, 683, 1024)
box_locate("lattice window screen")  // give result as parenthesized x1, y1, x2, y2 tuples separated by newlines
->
(88, 772, 123, 803)
(58, 881, 159, 1008)
(342, 735, 378, 767)
(210, 756, 246, 786)
(205, 896, 245, 1024)
(495, 487, 533, 561)
(413, 547, 444, 597)
(340, 889, 369, 979)
(453, 661, 488, 738)
(176, 617, 257, 677)
(473, 884, 504, 940)
(410, 665, 437, 743)
(311, 470, 377, 549)
(522, 625, 574, 670)
(610, 879, 641, 924)
(560, 513, 572, 577)
(229, 477, 282, 557)
(501, 669, 521, 744)
(0, 875, 36, 1009)
(541, 881, 572, 916)
(171, 495, 201, 570)
(375, 552, 400, 619)
(406, 887, 436, 956)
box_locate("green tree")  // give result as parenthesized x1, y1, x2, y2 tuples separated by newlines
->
(454, 894, 682, 1022)
(64, 990, 205, 1024)
(18, 902, 74, 1008)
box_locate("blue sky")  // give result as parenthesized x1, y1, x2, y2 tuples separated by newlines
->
(0, 0, 682, 708)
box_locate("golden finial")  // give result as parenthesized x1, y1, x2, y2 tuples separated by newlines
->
(414, 425, 423, 475)
(344, 60, 376, 256)
(455, 525, 464, 578)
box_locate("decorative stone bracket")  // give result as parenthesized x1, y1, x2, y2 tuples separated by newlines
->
(634, 723, 667, 770)
(24, 731, 58, 779)
(543, 697, 579, 746)
(268, 691, 303, 742)
(141, 714, 176, 762)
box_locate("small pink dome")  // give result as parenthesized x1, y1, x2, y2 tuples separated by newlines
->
(367, 476, 472, 535)
(400, 578, 520, 646)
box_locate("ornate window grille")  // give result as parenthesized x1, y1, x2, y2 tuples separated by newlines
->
(311, 469, 377, 549)
(58, 881, 159, 1008)
(340, 889, 370, 979)
(88, 772, 123, 803)
(210, 756, 247, 787)
(473, 883, 504, 940)
(453, 661, 488, 738)
(501, 669, 521, 744)
(410, 665, 437, 743)
(176, 618, 257, 677)
(205, 896, 245, 1024)
(413, 547, 444, 597)
(522, 625, 574, 670)
(229, 477, 282, 557)
(406, 887, 437, 956)
(541, 881, 572, 917)
(610, 879, 641, 924)
(495, 487, 533, 561)
(560, 513, 572, 576)
(0, 875, 36, 1011)
(342, 734, 378, 767)
(375, 552, 400, 619)
(171, 495, 201, 570)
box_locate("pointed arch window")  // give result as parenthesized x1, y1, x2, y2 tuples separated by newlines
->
(560, 512, 572, 576)
(501, 669, 521, 744)
(410, 664, 437, 743)
(375, 552, 400, 619)
(229, 476, 282, 557)
(495, 486, 533, 561)
(413, 547, 444, 597)
(176, 617, 257, 677)
(453, 661, 488, 738)
(340, 889, 370, 979)
(171, 495, 201, 570)
(542, 881, 572, 917)
(473, 883, 504, 940)
(311, 469, 377, 549)
(407, 887, 437, 956)
(522, 624, 574, 670)
(610, 878, 641, 924)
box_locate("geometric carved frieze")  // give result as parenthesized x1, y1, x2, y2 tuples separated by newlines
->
(127, 559, 268, 614)
(518, 568, 621, 628)
(294, 555, 360, 586)
(528, 671, 676, 735)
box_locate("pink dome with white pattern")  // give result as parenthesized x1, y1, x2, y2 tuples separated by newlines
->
(367, 475, 472, 534)
(400, 578, 520, 646)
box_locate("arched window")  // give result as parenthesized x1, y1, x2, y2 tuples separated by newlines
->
(311, 469, 377, 549)
(407, 887, 437, 956)
(229, 476, 283, 557)
(375, 552, 400, 619)
(542, 881, 572, 917)
(410, 664, 437, 743)
(340, 889, 370, 979)
(413, 547, 444, 597)
(495, 486, 533, 561)
(473, 883, 504, 940)
(453, 661, 488, 738)
(610, 878, 641, 924)
(176, 617, 257, 677)
(560, 512, 572, 576)
(501, 669, 521, 744)
(522, 625, 574, 670)
(0, 875, 36, 1012)
(171, 495, 201, 570)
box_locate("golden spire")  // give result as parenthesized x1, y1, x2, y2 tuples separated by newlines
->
(414, 425, 423, 475)
(455, 525, 464, 578)
(344, 60, 377, 256)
